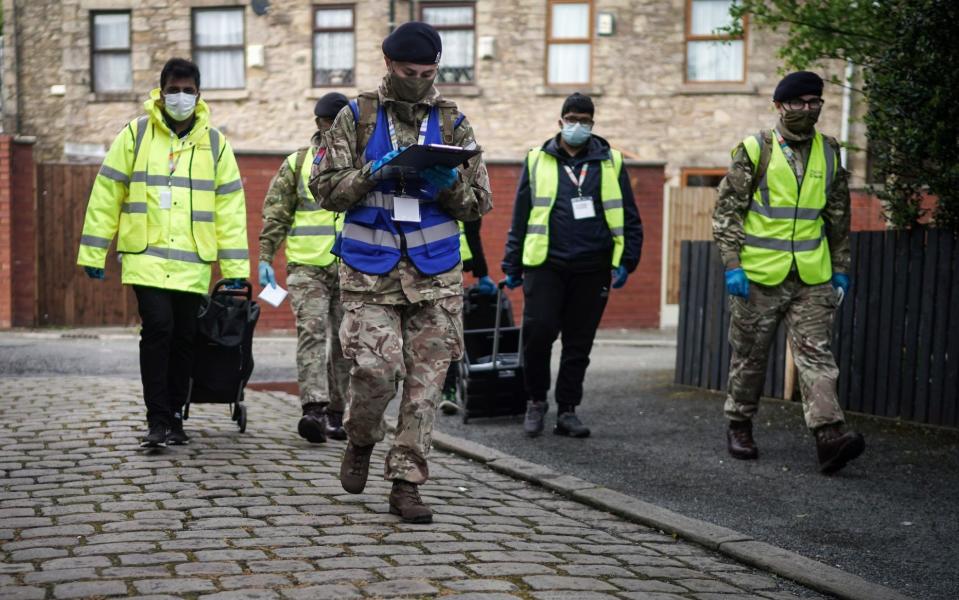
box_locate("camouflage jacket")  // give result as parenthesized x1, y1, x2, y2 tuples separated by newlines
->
(258, 131, 324, 265)
(712, 123, 852, 274)
(309, 77, 492, 304)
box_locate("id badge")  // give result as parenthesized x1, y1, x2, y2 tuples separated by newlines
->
(571, 196, 596, 220)
(391, 195, 421, 222)
(159, 188, 172, 210)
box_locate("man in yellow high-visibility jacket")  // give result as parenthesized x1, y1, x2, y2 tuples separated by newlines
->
(713, 71, 864, 474)
(77, 58, 249, 449)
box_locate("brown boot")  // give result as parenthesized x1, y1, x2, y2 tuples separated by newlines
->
(325, 410, 348, 441)
(815, 423, 865, 474)
(339, 442, 374, 494)
(389, 480, 433, 524)
(727, 420, 758, 460)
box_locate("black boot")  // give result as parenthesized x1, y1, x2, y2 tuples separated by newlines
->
(815, 423, 865, 474)
(166, 416, 190, 446)
(554, 411, 590, 438)
(523, 401, 548, 437)
(140, 422, 168, 449)
(297, 402, 327, 443)
(325, 410, 348, 441)
(727, 420, 758, 460)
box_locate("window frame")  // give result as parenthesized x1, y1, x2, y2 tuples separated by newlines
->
(311, 4, 356, 88)
(89, 10, 133, 94)
(683, 0, 748, 84)
(419, 1, 477, 86)
(545, 0, 594, 87)
(191, 6, 247, 91)
(681, 167, 727, 188)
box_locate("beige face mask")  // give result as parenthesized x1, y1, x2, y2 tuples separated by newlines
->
(782, 108, 821, 134)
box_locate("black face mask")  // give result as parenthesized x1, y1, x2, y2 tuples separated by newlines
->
(387, 71, 435, 103)
(782, 108, 821, 134)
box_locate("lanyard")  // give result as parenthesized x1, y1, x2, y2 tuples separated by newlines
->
(167, 131, 182, 184)
(387, 107, 430, 151)
(562, 162, 589, 196)
(774, 128, 804, 183)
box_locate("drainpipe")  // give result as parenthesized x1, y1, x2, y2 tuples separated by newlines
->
(839, 60, 855, 168)
(389, 0, 396, 32)
(13, 0, 24, 134)
(409, 0, 415, 22)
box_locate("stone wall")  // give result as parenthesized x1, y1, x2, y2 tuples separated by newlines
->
(2, 0, 869, 185)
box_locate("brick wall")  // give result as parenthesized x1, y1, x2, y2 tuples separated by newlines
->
(239, 155, 665, 332)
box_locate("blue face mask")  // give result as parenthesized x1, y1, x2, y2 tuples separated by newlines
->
(561, 121, 592, 147)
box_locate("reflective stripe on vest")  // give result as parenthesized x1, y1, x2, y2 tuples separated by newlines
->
(337, 104, 461, 276)
(284, 148, 338, 267)
(521, 148, 625, 268)
(458, 221, 473, 262)
(739, 131, 836, 286)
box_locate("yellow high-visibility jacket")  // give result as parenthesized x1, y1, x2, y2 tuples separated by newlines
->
(77, 88, 249, 294)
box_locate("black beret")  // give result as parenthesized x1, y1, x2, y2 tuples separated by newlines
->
(773, 71, 824, 102)
(314, 92, 349, 118)
(382, 21, 442, 65)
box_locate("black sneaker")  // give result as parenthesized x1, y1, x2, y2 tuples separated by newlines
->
(140, 423, 168, 448)
(167, 419, 190, 446)
(554, 412, 591, 438)
(523, 401, 548, 437)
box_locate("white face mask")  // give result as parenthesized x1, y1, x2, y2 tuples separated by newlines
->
(163, 92, 197, 122)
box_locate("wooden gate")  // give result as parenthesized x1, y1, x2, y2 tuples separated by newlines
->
(665, 186, 716, 304)
(36, 164, 139, 326)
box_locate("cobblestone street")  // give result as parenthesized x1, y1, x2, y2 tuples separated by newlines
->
(0, 376, 831, 600)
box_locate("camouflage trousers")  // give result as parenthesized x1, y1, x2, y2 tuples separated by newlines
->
(287, 263, 350, 412)
(339, 296, 464, 484)
(725, 273, 845, 430)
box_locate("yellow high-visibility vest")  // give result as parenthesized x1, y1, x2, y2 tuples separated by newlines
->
(284, 147, 339, 267)
(522, 148, 625, 268)
(77, 88, 249, 294)
(458, 221, 473, 262)
(739, 131, 837, 286)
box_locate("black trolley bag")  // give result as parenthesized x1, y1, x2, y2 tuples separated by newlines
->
(184, 279, 260, 433)
(459, 281, 528, 423)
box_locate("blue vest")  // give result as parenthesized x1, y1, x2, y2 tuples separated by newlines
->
(334, 102, 461, 276)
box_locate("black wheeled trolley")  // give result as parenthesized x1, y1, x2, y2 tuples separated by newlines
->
(459, 281, 528, 424)
(184, 279, 260, 433)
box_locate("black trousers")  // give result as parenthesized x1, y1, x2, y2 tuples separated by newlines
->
(133, 285, 202, 427)
(521, 266, 610, 406)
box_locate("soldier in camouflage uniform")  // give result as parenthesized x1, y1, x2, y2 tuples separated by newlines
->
(258, 93, 352, 444)
(310, 22, 492, 522)
(713, 71, 865, 474)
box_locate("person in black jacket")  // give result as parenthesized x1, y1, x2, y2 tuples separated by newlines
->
(502, 93, 643, 438)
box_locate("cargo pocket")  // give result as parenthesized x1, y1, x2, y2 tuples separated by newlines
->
(437, 295, 464, 361)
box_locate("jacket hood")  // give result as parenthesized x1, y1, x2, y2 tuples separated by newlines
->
(145, 88, 212, 139)
(543, 133, 612, 162)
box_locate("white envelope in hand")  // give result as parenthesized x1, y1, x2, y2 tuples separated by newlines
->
(257, 284, 288, 308)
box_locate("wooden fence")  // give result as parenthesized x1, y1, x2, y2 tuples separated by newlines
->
(36, 164, 139, 327)
(665, 186, 716, 304)
(675, 230, 959, 427)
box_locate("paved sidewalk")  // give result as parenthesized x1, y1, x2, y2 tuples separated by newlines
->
(0, 377, 827, 600)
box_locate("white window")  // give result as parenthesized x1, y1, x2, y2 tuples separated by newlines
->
(313, 6, 355, 86)
(547, 1, 591, 85)
(422, 4, 475, 84)
(685, 0, 746, 82)
(193, 8, 245, 89)
(91, 12, 132, 93)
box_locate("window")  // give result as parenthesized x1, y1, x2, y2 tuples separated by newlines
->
(685, 0, 746, 82)
(681, 168, 726, 188)
(91, 11, 132, 93)
(546, 1, 592, 85)
(422, 3, 475, 84)
(313, 6, 355, 87)
(193, 8, 245, 89)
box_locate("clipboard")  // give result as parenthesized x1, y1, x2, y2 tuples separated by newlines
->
(385, 144, 482, 171)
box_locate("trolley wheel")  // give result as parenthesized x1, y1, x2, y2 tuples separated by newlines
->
(183, 398, 191, 421)
(237, 403, 247, 433)
(231, 402, 240, 422)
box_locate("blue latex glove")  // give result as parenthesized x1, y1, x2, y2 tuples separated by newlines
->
(372, 148, 403, 173)
(83, 266, 105, 280)
(725, 267, 750, 300)
(224, 278, 245, 290)
(504, 274, 524, 289)
(258, 261, 276, 289)
(421, 165, 458, 190)
(611, 265, 628, 289)
(476, 275, 496, 295)
(832, 272, 850, 304)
